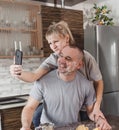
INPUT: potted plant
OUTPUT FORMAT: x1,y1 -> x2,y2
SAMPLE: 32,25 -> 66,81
91,3 -> 114,26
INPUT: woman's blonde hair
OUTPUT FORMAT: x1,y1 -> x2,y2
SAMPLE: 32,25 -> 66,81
45,21 -> 75,45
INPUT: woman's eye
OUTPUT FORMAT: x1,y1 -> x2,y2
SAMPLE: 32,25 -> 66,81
59,54 -> 63,57
48,42 -> 52,45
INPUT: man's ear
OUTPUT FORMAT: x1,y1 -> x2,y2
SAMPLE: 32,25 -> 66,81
77,60 -> 84,69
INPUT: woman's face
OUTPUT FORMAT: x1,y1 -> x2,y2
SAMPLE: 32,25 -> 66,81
47,34 -> 69,54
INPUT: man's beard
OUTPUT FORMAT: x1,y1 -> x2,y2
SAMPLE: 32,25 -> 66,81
58,64 -> 75,76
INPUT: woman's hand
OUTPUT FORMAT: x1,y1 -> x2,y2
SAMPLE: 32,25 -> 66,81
96,116 -> 112,130
91,102 -> 105,122
10,64 -> 23,77
88,104 -> 111,130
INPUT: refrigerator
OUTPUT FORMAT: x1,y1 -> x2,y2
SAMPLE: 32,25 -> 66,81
96,25 -> 119,116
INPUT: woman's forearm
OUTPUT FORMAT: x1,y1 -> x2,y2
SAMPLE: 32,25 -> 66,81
18,68 -> 49,82
94,80 -> 104,108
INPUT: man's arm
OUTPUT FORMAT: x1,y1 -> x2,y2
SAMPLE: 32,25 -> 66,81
20,96 -> 40,130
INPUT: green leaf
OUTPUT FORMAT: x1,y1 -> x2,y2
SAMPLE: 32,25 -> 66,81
91,3 -> 114,26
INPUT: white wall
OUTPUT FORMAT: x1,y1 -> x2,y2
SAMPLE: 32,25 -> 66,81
0,58 -> 45,98
0,0 -> 70,98
0,0 -> 46,98
72,0 -> 119,27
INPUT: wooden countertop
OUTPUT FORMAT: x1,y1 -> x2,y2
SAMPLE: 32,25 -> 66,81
55,115 -> 119,130
106,115 -> 119,130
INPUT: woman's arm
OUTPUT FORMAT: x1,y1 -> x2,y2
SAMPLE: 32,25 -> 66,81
86,105 -> 111,130
18,67 -> 49,82
83,51 -> 104,116
10,64 -> 49,82
93,80 -> 103,111
89,80 -> 105,122
10,53 -> 58,82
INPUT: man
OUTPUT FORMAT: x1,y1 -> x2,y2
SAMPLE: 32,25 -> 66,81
20,45 -> 111,130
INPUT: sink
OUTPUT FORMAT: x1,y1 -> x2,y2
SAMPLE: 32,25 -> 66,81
0,97 -> 27,105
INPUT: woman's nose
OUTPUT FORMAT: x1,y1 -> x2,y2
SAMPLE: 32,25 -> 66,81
51,43 -> 57,48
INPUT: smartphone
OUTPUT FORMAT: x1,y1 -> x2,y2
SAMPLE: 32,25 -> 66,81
14,41 -> 23,75
14,41 -> 23,65
15,49 -> 23,65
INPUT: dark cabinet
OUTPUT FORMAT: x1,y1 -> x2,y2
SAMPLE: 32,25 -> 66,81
40,5 -> 84,57
0,106 -> 23,130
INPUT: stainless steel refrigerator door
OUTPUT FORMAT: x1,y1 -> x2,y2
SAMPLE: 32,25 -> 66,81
102,92 -> 119,116
96,25 -> 119,93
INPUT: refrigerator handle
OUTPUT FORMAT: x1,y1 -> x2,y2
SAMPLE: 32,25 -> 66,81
95,25 -> 99,65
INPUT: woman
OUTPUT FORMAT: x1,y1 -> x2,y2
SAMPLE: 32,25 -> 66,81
10,21 -> 103,127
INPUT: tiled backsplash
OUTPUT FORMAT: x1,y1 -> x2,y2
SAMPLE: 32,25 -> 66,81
0,57 -> 45,98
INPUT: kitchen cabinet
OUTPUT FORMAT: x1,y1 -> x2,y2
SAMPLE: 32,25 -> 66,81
0,0 -> 43,58
0,106 -> 23,130
40,6 -> 84,57
0,95 -> 34,130
0,0 -> 84,58
0,106 -> 34,130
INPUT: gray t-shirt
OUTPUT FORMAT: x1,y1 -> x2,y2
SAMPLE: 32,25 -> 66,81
30,70 -> 96,126
40,50 -> 102,82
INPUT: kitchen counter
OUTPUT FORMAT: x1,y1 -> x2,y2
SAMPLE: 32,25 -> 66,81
0,95 -> 29,130
55,115 -> 119,130
0,95 -> 28,110
106,115 -> 119,130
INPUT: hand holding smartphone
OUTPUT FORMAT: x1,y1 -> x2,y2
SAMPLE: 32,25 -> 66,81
14,41 -> 23,75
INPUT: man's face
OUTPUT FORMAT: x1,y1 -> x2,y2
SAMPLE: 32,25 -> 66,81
58,46 -> 82,75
